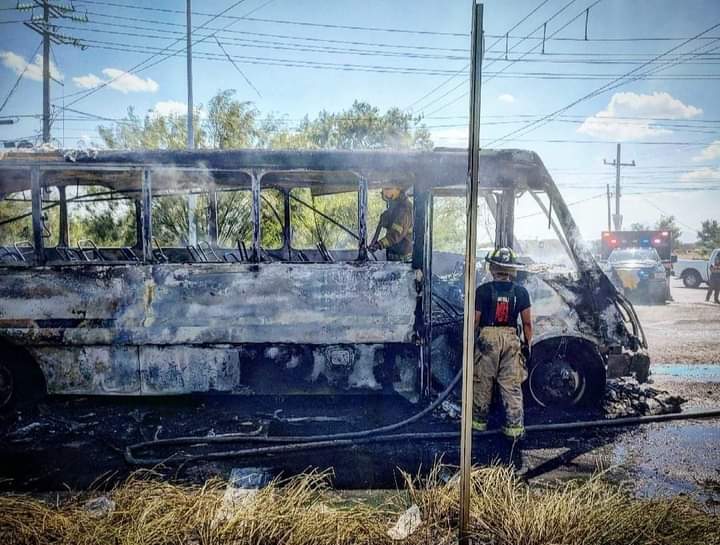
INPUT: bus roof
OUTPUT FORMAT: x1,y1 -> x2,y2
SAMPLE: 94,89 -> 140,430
0,147 -> 555,194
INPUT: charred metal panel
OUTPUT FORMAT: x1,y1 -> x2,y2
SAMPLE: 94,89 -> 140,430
0,262 -> 415,346
139,346 -> 240,394
28,345 -> 140,394
0,262 -> 416,394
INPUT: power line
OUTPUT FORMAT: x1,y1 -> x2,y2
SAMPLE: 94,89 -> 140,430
0,40 -> 42,113
485,23 -> 720,147
60,0 -> 261,106
73,0 -> 468,36
422,0 -> 605,116
405,0 -> 553,111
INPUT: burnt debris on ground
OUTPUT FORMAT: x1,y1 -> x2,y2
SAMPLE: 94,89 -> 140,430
603,377 -> 687,418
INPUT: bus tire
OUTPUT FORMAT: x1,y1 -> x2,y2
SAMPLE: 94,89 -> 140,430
527,337 -> 605,409
0,345 -> 46,411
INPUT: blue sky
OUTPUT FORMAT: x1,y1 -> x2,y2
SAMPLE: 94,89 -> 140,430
1,0 -> 719,241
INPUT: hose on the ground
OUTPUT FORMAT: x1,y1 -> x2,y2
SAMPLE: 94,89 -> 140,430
125,405 -> 720,465
125,367 -> 464,463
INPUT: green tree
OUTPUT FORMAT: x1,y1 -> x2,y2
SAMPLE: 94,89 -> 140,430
206,89 -> 258,149
289,101 -> 432,150
98,107 -> 204,150
630,222 -> 650,231
697,219 -> 720,255
655,215 -> 682,243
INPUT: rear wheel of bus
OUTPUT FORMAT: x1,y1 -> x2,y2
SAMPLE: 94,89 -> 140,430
0,346 -> 45,411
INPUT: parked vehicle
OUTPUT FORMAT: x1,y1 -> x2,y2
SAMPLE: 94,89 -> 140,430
0,148 -> 650,410
674,249 -> 720,288
605,247 -> 669,304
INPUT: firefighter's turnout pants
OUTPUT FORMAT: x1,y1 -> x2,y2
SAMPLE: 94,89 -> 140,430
473,326 -> 527,438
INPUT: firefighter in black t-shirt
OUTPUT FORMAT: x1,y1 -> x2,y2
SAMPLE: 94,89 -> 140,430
473,247 -> 533,439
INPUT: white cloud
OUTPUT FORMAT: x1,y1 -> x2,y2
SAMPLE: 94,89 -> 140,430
72,73 -> 104,89
498,93 -> 515,104
0,51 -> 62,82
577,91 -> 702,141
693,140 -> 720,162
71,67 -> 158,94
151,100 -> 187,118
680,167 -> 720,183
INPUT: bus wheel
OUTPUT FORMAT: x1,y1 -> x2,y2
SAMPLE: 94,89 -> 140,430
0,361 -> 13,409
0,347 -> 46,411
528,338 -> 605,408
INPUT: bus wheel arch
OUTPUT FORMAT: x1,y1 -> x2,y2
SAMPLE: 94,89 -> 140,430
0,340 -> 47,410
527,336 -> 606,408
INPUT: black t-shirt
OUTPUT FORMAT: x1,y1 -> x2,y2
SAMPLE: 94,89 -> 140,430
475,281 -> 531,327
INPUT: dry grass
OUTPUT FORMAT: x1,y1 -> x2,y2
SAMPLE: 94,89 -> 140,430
1,466 -> 718,545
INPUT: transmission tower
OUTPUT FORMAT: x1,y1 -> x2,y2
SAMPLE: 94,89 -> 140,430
16,1 -> 88,144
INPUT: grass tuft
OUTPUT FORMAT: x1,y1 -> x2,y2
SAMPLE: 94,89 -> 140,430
1,465 -> 718,545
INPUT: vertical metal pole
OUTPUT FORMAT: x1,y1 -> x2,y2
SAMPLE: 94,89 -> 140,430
186,0 -> 194,150
187,193 -> 197,246
42,0 -> 50,144
30,168 -> 45,264
208,189 -> 219,246
614,143 -> 621,231
141,169 -> 153,262
283,190 -> 292,260
358,176 -> 368,260
251,171 -> 261,262
459,3 -> 483,544
58,185 -> 68,247
606,184 -> 612,232
422,191 -> 434,399
614,143 -> 621,229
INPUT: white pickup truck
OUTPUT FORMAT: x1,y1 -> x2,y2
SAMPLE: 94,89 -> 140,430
674,248 -> 720,288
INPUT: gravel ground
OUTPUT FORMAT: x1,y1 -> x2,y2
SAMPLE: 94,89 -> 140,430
635,278 -> 720,365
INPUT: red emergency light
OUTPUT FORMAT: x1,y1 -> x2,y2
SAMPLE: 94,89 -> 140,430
610,239 -> 618,245
661,231 -> 669,237
653,238 -> 662,244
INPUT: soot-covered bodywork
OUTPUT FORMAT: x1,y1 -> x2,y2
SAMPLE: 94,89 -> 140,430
0,148 -> 649,407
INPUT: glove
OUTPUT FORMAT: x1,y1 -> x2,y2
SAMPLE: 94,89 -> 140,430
521,343 -> 531,362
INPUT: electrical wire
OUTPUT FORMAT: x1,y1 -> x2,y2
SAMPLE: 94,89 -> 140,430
486,25 -> 720,146
60,0 -> 261,106
0,41 -> 42,114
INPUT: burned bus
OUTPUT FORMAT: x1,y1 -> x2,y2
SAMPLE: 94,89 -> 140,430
0,148 -> 649,410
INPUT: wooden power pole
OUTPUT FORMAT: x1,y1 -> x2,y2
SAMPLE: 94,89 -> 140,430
17,0 -> 87,144
603,143 -> 635,231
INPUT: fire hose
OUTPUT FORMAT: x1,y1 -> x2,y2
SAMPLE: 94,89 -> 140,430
124,367 -> 720,465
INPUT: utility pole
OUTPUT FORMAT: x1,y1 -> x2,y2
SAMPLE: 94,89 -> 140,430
17,1 -> 88,144
459,3 -> 483,544
42,0 -> 49,143
606,184 -> 612,232
186,0 -> 194,150
603,143 -> 635,231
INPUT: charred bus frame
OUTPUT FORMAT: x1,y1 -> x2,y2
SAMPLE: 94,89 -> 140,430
0,149 -> 649,408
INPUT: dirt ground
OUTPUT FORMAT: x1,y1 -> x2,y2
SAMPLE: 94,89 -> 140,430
0,277 -> 719,502
636,278 -> 720,365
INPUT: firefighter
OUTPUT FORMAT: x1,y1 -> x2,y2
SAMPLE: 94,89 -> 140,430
367,184 -> 413,262
472,247 -> 533,440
